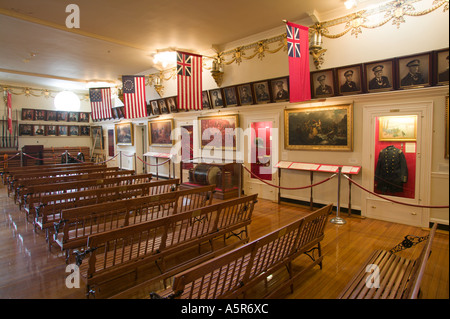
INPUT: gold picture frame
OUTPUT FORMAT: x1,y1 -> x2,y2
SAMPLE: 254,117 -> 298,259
284,104 -> 353,151
148,119 -> 174,147
115,122 -> 134,146
378,115 -> 417,142
445,95 -> 449,159
198,114 -> 239,150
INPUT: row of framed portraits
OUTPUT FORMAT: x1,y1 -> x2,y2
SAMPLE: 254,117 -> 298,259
21,109 -> 90,122
19,124 -> 91,137
311,48 -> 449,99
115,95 -> 448,156
145,76 -> 289,116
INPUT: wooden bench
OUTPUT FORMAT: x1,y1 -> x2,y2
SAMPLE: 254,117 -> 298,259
2,162 -> 95,184
34,178 -> 180,237
22,173 -> 153,218
49,184 -> 215,258
9,164 -> 109,197
14,168 -> 133,204
144,203 -> 332,299
337,223 -> 437,299
11,165 -> 118,199
76,194 -> 258,298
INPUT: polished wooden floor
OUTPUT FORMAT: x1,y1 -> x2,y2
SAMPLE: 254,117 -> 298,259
0,185 -> 448,299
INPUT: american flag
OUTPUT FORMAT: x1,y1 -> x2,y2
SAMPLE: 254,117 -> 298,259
177,52 -> 202,110
89,87 -> 112,120
122,75 -> 147,119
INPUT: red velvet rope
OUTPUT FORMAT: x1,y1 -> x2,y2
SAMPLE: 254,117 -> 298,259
242,164 -> 336,190
137,156 -> 172,167
344,174 -> 449,209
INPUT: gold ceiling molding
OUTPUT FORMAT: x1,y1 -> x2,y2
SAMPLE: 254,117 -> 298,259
1,84 -> 90,101
317,0 -> 449,39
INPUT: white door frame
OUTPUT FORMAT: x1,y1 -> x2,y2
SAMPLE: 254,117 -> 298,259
362,101 -> 433,227
243,111 -> 280,201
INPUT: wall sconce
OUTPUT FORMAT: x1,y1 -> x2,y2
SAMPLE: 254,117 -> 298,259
309,24 -> 327,70
151,72 -> 164,97
210,57 -> 224,87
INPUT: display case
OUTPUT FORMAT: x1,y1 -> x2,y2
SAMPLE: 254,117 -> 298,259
180,160 -> 241,200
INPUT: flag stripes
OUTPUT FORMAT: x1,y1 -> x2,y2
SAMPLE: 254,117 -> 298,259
89,87 -> 112,121
122,75 -> 147,119
177,52 -> 202,110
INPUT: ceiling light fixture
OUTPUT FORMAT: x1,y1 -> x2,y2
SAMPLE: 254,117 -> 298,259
54,90 -> 80,111
345,0 -> 358,9
153,50 -> 177,68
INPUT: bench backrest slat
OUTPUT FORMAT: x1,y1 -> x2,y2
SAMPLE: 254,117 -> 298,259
170,203 -> 332,299
85,194 -> 258,278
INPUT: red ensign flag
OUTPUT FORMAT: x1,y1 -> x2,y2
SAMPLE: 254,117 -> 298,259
286,21 -> 311,102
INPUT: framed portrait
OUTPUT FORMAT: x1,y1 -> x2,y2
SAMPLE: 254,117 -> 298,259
21,109 -> 34,121
79,112 -> 90,122
115,122 -> 134,146
253,81 -> 271,104
150,100 -> 160,115
46,110 -> 57,121
435,49 -> 449,85
158,99 -> 170,114
237,83 -> 254,105
201,91 -> 212,109
209,89 -> 224,108
57,111 -> 68,122
284,104 -> 353,151
336,64 -> 363,95
223,86 -> 239,107
166,96 -> 178,113
148,119 -> 174,146
198,114 -> 239,150
378,115 -> 417,142
91,126 -> 104,149
45,125 -> 57,136
398,53 -> 431,89
364,59 -> 395,93
69,125 -> 79,136
112,107 -> 125,119
68,112 -> 79,122
19,124 -> 33,136
311,69 -> 335,99
446,96 -> 449,159
57,125 -> 68,136
80,126 -> 90,136
35,109 -> 46,121
270,77 -> 289,102
33,125 -> 45,136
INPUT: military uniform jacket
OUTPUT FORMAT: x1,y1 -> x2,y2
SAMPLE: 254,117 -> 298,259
375,145 -> 408,193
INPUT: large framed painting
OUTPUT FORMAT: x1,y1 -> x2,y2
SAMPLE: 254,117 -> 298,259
91,126 -> 103,149
115,122 -> 134,146
198,114 -> 239,150
378,115 -> 417,142
148,119 -> 174,146
445,95 -> 449,159
284,104 -> 353,151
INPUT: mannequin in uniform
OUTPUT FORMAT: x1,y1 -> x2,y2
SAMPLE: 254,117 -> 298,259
375,145 -> 408,193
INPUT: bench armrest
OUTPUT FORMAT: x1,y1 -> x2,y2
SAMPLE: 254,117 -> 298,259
73,247 -> 98,266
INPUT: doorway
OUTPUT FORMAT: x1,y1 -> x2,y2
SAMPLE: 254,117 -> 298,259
362,102 -> 433,227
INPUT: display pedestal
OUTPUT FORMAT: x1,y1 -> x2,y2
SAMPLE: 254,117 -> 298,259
276,161 -> 361,215
180,160 -> 241,200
